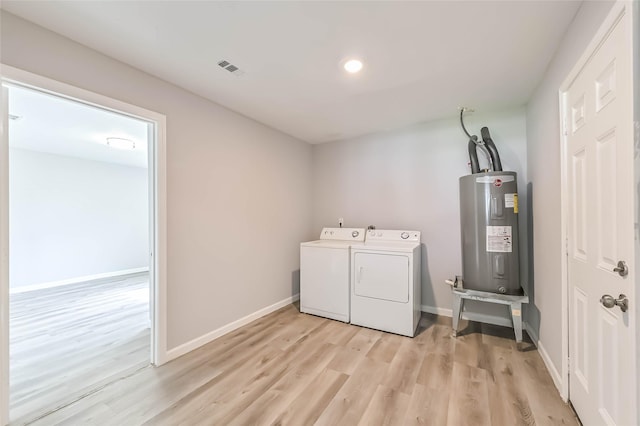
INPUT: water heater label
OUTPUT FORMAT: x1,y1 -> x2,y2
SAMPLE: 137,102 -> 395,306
505,193 -> 515,208
505,193 -> 519,213
486,226 -> 512,253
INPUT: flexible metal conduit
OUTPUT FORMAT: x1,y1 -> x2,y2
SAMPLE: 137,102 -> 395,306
480,127 -> 503,172
467,135 -> 480,174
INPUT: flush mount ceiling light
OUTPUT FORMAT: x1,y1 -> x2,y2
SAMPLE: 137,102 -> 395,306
106,137 -> 136,150
343,59 -> 364,74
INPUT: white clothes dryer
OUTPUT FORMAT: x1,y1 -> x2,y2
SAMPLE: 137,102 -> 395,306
350,229 -> 421,337
300,227 -> 365,322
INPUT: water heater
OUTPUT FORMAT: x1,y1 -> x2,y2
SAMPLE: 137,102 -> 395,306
458,117 -> 522,295
459,171 -> 521,294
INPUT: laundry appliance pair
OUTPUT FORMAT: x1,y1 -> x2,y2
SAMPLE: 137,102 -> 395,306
300,227 -> 421,337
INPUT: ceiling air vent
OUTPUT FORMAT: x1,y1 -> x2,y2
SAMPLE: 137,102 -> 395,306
217,59 -> 245,77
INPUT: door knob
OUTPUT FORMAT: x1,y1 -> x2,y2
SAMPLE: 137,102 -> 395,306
613,260 -> 628,277
600,294 -> 629,313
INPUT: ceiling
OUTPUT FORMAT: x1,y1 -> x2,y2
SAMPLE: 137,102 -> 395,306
8,85 -> 149,168
2,1 -> 582,144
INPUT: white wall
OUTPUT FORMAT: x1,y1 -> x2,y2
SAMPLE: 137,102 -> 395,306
312,108 -> 528,321
526,1 -> 614,371
0,11 -> 313,349
9,148 -> 148,288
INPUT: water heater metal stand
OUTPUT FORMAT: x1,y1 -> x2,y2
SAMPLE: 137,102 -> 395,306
451,286 -> 529,348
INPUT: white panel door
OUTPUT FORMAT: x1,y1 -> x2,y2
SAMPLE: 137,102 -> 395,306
565,7 -> 636,426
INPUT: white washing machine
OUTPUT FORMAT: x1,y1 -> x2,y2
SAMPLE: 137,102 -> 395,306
300,227 -> 365,322
350,229 -> 421,337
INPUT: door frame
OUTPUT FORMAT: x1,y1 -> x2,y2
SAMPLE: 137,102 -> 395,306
558,0 -> 638,410
0,64 -> 168,425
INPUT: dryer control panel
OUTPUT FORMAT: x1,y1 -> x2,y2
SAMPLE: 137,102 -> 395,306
366,229 -> 421,242
319,227 -> 366,241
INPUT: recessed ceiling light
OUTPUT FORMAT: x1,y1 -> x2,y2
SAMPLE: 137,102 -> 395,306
344,59 -> 363,74
106,137 -> 136,150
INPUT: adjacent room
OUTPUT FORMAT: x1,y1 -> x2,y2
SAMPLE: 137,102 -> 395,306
0,1 -> 638,426
7,86 -> 152,423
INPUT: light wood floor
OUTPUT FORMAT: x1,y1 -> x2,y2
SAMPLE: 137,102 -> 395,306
10,273 -> 150,425
25,303 -> 579,426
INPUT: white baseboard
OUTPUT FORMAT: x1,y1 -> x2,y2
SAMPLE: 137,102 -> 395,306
524,323 -> 566,399
9,267 -> 149,294
421,304 -> 513,328
527,328 -> 565,401
166,294 -> 300,362
421,305 -> 451,317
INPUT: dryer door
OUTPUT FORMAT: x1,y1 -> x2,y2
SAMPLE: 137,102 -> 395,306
353,252 -> 409,303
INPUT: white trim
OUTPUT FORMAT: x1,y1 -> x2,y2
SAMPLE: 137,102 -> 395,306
421,304 -> 514,328
0,64 -> 168,422
421,304 -> 451,317
0,65 -> 165,124
9,267 -> 149,294
149,109 -> 168,367
522,321 -> 566,396
166,295 -> 300,362
558,1 -> 632,405
558,85 -> 571,403
536,337 -> 566,401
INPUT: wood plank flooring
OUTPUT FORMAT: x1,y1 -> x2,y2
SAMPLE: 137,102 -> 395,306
10,273 -> 150,425
24,304 -> 579,426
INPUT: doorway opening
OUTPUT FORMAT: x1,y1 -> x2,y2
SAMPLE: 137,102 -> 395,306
0,69 -> 167,425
